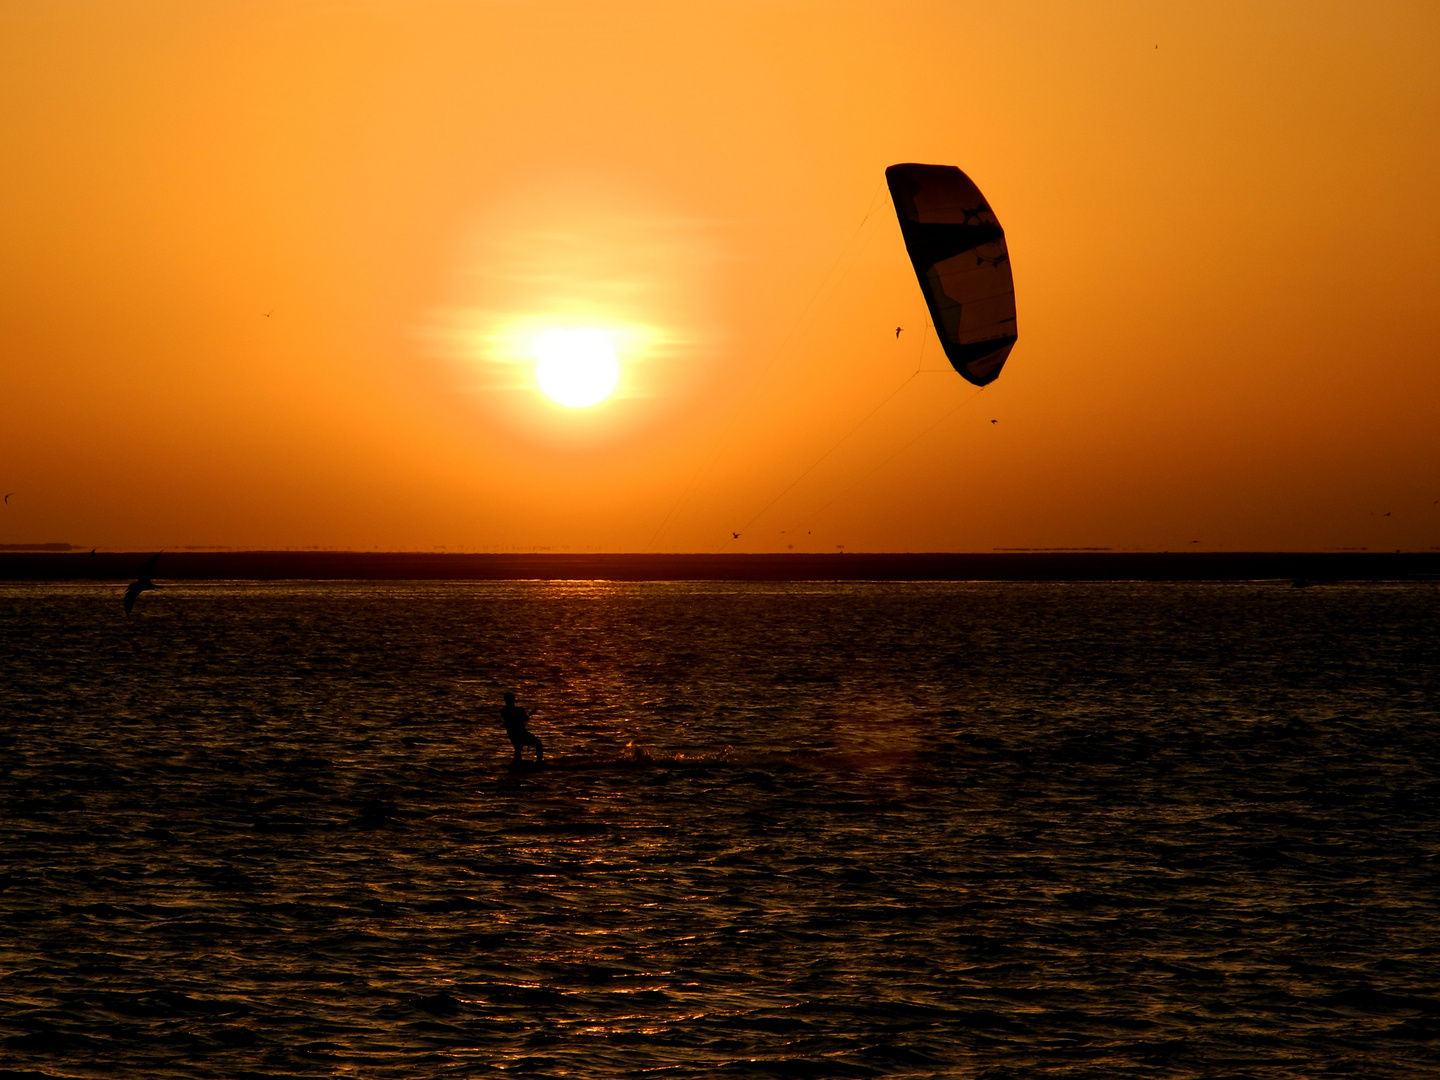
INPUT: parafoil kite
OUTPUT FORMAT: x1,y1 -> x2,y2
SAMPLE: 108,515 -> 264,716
886,163 -> 1017,386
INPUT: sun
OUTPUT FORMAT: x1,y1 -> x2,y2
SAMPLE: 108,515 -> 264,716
530,328 -> 620,407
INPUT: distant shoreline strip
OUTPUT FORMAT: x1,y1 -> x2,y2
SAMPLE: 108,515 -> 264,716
1,551 -> 1437,582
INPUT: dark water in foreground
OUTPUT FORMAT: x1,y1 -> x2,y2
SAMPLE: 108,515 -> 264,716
2,580 -> 1439,1079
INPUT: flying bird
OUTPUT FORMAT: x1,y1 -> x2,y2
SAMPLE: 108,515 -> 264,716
124,552 -> 163,615
262,310 -> 273,317
990,419 -> 998,424
731,532 -> 740,539
895,327 -> 903,338
3,493 -> 10,504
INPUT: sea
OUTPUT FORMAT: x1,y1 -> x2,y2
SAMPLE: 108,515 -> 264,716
2,579 -> 1439,1079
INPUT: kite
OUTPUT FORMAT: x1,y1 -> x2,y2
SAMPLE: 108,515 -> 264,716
886,163 -> 1017,386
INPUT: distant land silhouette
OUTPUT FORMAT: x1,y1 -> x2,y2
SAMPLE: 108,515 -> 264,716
1,551 -> 1437,581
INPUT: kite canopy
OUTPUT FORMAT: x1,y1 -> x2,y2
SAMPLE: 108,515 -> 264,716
886,163 -> 1017,386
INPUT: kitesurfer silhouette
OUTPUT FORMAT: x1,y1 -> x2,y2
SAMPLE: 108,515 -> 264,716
124,552 -> 163,615
500,692 -> 543,765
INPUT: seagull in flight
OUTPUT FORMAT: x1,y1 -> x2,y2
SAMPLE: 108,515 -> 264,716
895,327 -> 903,338
124,552 -> 163,615
3,493 -> 11,504
262,310 -> 273,317
731,532 -> 740,539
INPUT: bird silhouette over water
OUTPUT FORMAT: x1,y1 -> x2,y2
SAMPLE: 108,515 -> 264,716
124,552 -> 163,615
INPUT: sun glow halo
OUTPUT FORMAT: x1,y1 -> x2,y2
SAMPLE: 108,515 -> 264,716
531,328 -> 620,408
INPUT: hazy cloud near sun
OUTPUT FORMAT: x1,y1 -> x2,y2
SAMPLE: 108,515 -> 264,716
423,177 -> 730,442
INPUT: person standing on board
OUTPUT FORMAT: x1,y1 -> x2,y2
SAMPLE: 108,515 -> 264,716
500,692 -> 544,765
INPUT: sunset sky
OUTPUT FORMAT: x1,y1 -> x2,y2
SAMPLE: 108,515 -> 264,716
2,0 -> 1437,553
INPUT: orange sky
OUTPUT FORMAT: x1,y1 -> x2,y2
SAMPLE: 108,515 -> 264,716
2,0 -> 1437,553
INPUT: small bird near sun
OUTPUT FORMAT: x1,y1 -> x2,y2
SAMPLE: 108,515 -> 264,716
530,328 -> 620,408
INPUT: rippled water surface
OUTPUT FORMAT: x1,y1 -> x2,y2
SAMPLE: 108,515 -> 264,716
3,580 -> 1440,1078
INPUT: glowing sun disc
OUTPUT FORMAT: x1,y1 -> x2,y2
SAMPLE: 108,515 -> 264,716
532,328 -> 619,407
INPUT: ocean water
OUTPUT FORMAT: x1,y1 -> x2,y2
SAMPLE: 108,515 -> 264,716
2,579 -> 1439,1079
